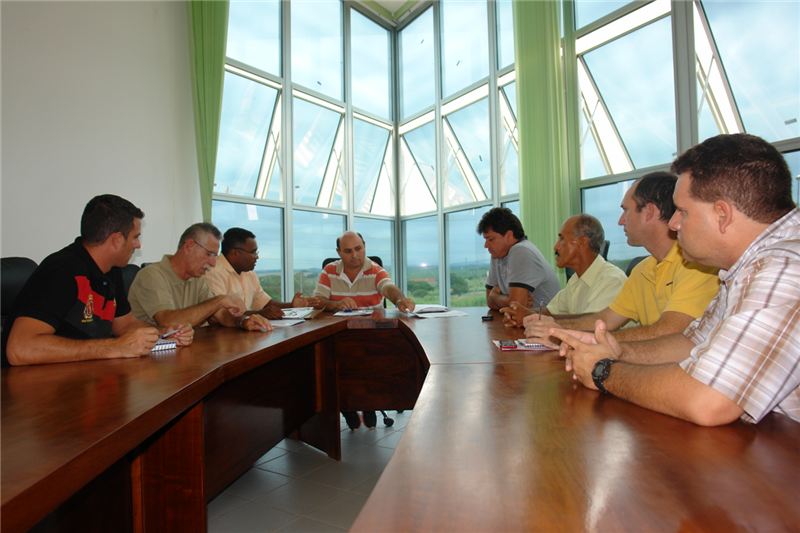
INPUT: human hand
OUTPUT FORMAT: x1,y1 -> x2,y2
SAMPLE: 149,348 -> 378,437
500,301 -> 532,327
522,315 -> 560,348
241,313 -> 273,332
549,320 -> 621,389
164,323 -> 194,347
260,306 -> 285,319
116,327 -> 159,357
337,298 -> 358,310
396,297 -> 415,313
222,296 -> 246,317
525,292 -> 535,307
291,292 -> 319,308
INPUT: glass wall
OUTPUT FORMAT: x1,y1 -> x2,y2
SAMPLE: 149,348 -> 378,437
446,206 -> 490,307
403,216 -> 440,305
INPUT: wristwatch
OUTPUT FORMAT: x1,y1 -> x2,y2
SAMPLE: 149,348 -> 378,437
592,358 -> 618,395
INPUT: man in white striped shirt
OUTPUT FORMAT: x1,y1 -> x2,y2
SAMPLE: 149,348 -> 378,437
552,134 -> 800,426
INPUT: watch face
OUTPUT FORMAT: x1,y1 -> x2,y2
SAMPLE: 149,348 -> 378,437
592,363 -> 605,378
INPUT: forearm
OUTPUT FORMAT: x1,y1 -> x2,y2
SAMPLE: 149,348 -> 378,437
486,289 -> 510,310
604,363 -> 743,426
153,296 -> 226,327
554,312 -> 602,331
213,307 -> 243,328
611,311 -> 695,343
618,333 -> 695,365
316,296 -> 340,311
383,285 -> 405,306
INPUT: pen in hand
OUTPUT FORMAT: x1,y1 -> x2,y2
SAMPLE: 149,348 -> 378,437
161,328 -> 182,339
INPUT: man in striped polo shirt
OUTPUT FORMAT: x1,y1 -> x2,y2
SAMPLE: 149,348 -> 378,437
314,231 -> 415,313
314,231 -> 415,431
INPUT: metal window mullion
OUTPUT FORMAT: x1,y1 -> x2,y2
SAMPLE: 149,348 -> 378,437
344,3 -> 355,231
433,1 -> 448,306
487,0 -> 502,206
282,0 -> 294,302
672,0 -> 698,156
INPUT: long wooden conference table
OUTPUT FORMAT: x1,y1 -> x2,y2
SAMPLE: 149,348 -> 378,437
2,308 -> 798,532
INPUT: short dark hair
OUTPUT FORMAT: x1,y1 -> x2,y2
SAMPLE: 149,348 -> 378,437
336,232 -> 365,250
671,133 -> 794,224
178,222 -> 222,251
221,227 -> 256,255
632,171 -> 678,222
81,194 -> 144,245
477,207 -> 525,240
571,214 -> 605,254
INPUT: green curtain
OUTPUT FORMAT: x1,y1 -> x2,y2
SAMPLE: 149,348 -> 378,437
512,0 -> 572,279
186,0 -> 229,222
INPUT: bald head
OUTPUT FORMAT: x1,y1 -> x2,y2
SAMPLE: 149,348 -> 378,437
336,231 -> 367,273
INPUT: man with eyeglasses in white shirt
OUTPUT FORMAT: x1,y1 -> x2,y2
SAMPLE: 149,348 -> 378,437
128,222 -> 272,332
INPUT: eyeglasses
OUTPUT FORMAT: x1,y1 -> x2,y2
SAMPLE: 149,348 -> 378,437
234,247 -> 259,257
195,241 -> 218,259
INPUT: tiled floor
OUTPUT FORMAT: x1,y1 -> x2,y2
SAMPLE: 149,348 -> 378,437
207,411 -> 410,533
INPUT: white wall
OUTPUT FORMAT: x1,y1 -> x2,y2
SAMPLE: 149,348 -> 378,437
1,1 -> 202,264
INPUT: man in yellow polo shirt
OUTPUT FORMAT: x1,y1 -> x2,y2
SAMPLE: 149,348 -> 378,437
524,172 -> 720,348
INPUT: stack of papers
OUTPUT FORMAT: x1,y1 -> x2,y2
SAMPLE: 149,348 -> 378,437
334,309 -> 374,317
410,305 -> 469,318
269,319 -> 304,328
281,307 -> 315,319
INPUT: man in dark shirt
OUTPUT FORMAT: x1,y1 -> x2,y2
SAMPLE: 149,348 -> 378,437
2,195 -> 193,366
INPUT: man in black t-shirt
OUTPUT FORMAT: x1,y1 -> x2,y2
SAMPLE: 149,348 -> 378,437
2,195 -> 194,366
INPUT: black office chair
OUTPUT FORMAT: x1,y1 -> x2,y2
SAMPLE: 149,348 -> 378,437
321,255 -> 395,428
1,257 -> 39,331
566,239 -> 610,280
626,255 -> 649,276
121,263 -> 140,294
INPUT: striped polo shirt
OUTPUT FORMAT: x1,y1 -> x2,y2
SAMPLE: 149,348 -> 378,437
314,257 -> 392,309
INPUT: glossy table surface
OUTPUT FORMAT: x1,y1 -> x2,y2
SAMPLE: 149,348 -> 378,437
353,308 -> 800,532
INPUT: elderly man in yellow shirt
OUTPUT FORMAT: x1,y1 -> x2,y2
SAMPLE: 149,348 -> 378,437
205,227 -> 318,319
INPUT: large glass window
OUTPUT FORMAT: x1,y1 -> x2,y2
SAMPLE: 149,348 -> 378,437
399,115 -> 437,215
227,0 -> 280,76
442,89 -> 491,207
399,7 -> 435,120
581,180 -> 637,270
293,210 -> 346,296
496,0 -> 515,70
350,9 -> 391,120
440,0 -> 489,98
498,78 -> 519,196
215,71 -> 281,198
291,1 -> 342,100
574,0 -> 629,30
447,206 -> 490,307
293,94 -> 346,209
580,15 -> 676,177
353,116 -> 395,216
212,200 -> 284,301
404,216 -> 440,305
698,1 -> 799,143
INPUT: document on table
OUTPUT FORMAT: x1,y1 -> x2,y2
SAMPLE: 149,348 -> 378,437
334,309 -> 374,317
492,339 -> 551,351
281,307 -> 315,319
411,305 -> 469,318
269,319 -> 305,328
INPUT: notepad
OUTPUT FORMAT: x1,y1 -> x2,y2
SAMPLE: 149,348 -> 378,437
492,339 -> 551,351
152,339 -> 177,352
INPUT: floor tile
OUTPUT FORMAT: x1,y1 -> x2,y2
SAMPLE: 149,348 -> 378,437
275,517 -> 347,533
254,446 -> 290,465
260,448 -> 335,478
306,492 -> 369,530
255,478 -> 346,516
301,457 -> 385,491
223,468 -> 294,500
208,492 -> 249,520
208,501 -> 297,533
350,472 -> 382,496
276,438 -> 311,452
373,430 -> 404,450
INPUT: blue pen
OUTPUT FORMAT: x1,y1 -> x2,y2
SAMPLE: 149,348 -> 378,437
161,328 -> 182,339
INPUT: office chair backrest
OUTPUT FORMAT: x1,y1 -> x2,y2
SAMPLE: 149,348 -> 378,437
121,263 -> 140,294
1,257 -> 39,330
626,255 -> 649,276
321,256 -> 383,268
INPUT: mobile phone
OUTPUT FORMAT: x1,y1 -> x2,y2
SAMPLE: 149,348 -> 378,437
498,340 -> 516,347
482,315 -> 494,321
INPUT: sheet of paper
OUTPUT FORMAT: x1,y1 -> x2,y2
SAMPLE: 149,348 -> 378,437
269,319 -> 305,328
334,309 -> 374,317
281,307 -> 314,319
411,309 -> 469,318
